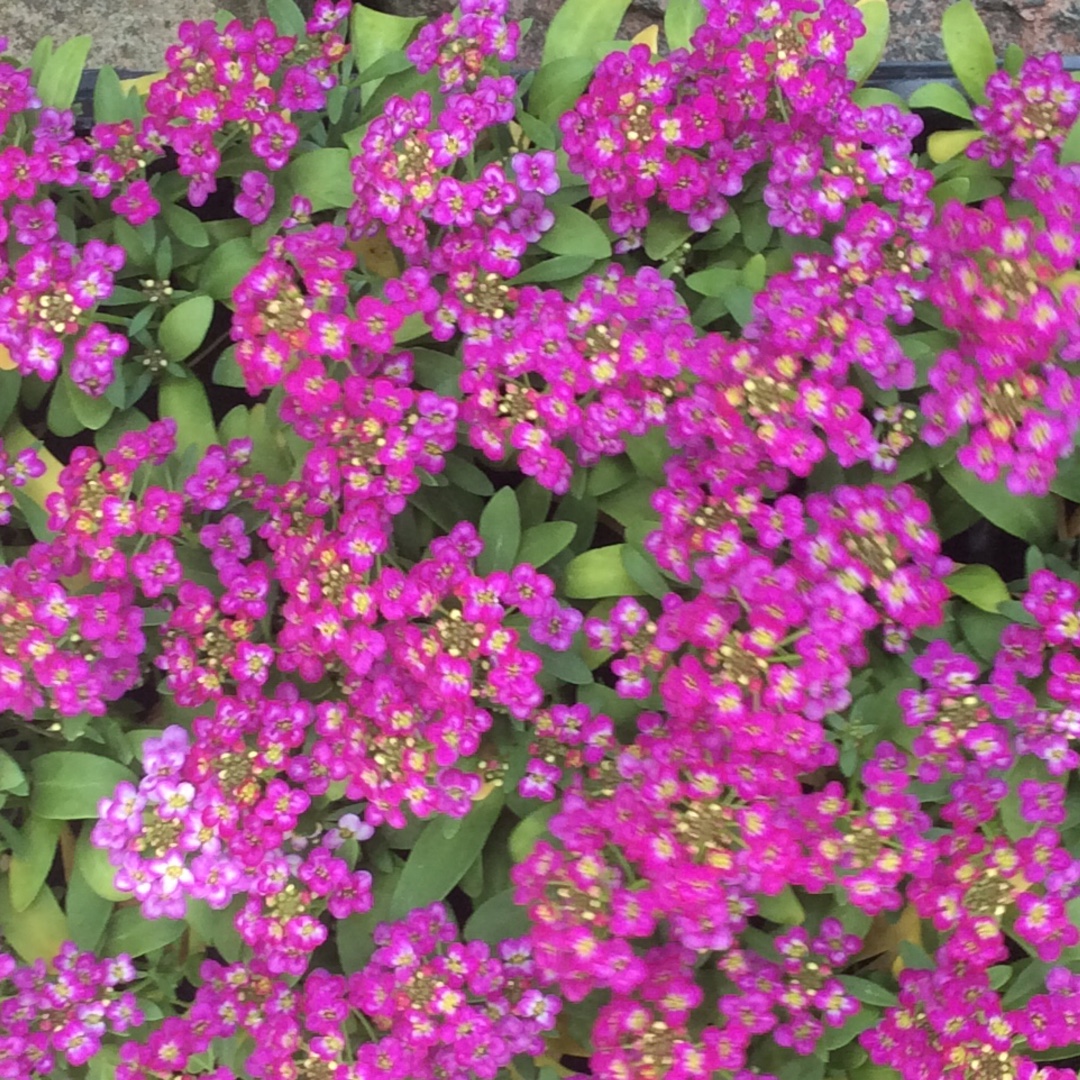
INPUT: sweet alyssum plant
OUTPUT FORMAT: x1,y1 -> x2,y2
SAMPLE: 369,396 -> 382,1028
1,0 -> 1080,1076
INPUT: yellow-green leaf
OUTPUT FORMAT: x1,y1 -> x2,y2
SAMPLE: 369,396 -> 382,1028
846,0 -> 890,86
946,564 -> 1011,613
942,0 -> 997,104
927,128 -> 982,163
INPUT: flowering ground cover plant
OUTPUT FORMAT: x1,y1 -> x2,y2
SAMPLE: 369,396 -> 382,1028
1,0 -> 1080,1076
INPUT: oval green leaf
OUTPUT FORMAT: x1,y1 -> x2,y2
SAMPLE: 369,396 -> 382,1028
30,752 -> 137,820
159,294 -> 214,363
942,0 -> 997,104
946,563 -> 1011,613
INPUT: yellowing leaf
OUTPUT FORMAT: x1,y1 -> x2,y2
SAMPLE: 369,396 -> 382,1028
117,71 -> 166,95
1,420 -> 64,512
0,344 -> 15,371
927,128 -> 981,163
349,228 -> 400,279
631,24 -> 660,53
857,903 -> 923,976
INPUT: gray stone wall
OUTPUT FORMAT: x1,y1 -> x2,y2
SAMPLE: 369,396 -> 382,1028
2,0 -> 1078,79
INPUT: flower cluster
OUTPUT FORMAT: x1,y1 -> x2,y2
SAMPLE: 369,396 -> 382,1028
921,191 -> 1080,494
0,944 -> 141,1077
109,904 -> 559,1080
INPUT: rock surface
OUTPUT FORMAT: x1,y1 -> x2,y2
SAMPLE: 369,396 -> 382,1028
2,0 -> 1078,83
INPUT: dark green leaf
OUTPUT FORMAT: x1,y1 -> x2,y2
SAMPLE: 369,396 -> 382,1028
162,203 -> 210,248
528,56 -> 597,124
267,0 -> 307,35
755,885 -> 805,925
478,487 -> 522,575
159,295 -> 214,363
464,889 -> 531,944
389,792 -> 505,919
539,206 -> 611,259
940,461 -> 1057,546
837,975 -> 900,1007
199,237 -> 260,301
66,861 -> 113,952
517,521 -> 577,568
513,253 -> 595,284
103,906 -> 185,957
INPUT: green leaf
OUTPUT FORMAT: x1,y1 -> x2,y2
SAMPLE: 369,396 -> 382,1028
338,866 -> 402,972
946,564 -> 1011,613
74,830 -> 127,902
742,252 -> 768,292
464,889 -> 531,944
819,1007 -> 881,1051
212,346 -> 247,389
755,885 -> 805,925
199,237 -> 260,301
564,544 -> 646,599
930,175 -> 971,208
909,82 -> 974,119
103,906 -> 185,957
478,487 -> 522,575
352,4 -> 424,104
389,792 -> 506,919
739,202 -> 774,254
36,35 -> 93,109
528,56 -> 597,124
159,295 -> 214,363
267,0 -> 307,35
543,0 -> 632,65
846,0 -> 890,85
0,749 -> 27,795
158,374 -> 217,461
93,65 -> 143,124
837,975 -> 900,1007
513,254 -> 596,284
664,0 -> 706,50
942,0 -> 997,104
66,376 -> 115,432
287,149 -> 354,211
65,868 -> 112,954
0,874 -> 68,963
66,861 -> 113,952
644,210 -> 693,261
9,816 -> 61,912
1062,116 -> 1080,166
441,455 -> 496,497
30,753 -> 136,820
46,373 -> 84,438
621,546 -> 669,600
162,203 -> 210,248
1003,42 -> 1025,75
685,265 -> 741,297
538,206 -> 612,259
940,461 -> 1058,547
517,521 -> 577,568
509,802 -> 559,862
624,426 -> 672,482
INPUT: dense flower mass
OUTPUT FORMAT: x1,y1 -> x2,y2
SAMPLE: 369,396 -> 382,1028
2,0 -> 1080,1078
